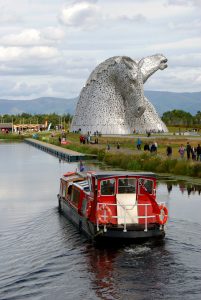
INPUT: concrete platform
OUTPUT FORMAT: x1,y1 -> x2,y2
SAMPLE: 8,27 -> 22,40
25,138 -> 97,162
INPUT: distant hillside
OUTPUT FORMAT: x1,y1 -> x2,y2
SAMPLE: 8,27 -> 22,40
145,91 -> 201,115
0,97 -> 77,115
0,91 -> 200,115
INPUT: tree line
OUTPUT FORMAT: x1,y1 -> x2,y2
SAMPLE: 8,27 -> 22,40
0,113 -> 73,129
162,110 -> 201,127
1,110 -> 201,129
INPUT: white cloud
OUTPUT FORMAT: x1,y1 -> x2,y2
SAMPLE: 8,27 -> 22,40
113,14 -> 146,23
145,66 -> 201,92
168,18 -> 201,32
148,38 -> 201,51
1,28 -> 65,46
28,47 -> 60,59
0,5 -> 23,24
0,46 -> 59,62
170,53 -> 201,68
41,27 -> 65,40
59,1 -> 102,28
1,29 -> 43,46
166,0 -> 201,6
0,0 -> 201,100
58,1 -> 147,30
0,76 -> 81,100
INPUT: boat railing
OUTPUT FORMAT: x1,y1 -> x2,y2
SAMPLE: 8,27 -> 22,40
96,202 -> 165,233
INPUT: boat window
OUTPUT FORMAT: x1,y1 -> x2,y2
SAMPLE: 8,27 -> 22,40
67,185 -> 72,195
139,178 -> 153,194
101,179 -> 115,195
118,178 -> 136,194
71,187 -> 80,207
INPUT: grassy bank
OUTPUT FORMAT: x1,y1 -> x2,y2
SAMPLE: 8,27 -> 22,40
2,132 -> 201,178
0,133 -> 25,141
103,152 -> 201,178
42,133 -> 201,178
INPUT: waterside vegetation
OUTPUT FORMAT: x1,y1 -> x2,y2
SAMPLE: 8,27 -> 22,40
1,110 -> 201,178
42,132 -> 201,179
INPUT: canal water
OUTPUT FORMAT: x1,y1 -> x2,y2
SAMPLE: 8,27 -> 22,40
0,143 -> 201,300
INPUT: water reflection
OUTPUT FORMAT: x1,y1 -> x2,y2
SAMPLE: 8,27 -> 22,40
86,245 -> 119,300
83,240 -> 183,300
158,180 -> 201,196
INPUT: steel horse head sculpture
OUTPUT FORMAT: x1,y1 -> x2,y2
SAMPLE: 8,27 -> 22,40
71,54 -> 168,134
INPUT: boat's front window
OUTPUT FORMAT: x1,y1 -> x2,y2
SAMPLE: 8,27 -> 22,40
118,178 -> 136,194
139,178 -> 154,194
100,179 -> 115,195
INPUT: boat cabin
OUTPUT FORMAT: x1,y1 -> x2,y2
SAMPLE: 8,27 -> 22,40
59,171 -> 163,231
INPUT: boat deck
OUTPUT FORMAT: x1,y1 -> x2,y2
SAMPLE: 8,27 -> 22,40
25,138 -> 97,162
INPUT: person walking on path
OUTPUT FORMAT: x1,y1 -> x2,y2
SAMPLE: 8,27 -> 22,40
191,146 -> 196,160
136,138 -> 142,150
144,142 -> 149,151
154,141 -> 158,153
197,144 -> 201,161
166,145 -> 172,157
150,142 -> 157,153
186,142 -> 191,160
107,143 -> 110,151
178,144 -> 185,159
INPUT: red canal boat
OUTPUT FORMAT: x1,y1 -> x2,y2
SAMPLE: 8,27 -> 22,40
57,171 -> 168,242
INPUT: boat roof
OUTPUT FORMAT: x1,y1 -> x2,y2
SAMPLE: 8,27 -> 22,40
87,171 -> 156,179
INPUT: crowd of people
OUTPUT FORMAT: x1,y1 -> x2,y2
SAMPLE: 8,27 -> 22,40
78,133 -> 201,162
143,140 -> 201,161
135,138 -> 201,161
79,134 -> 99,144
136,138 -> 158,153
178,143 -> 201,161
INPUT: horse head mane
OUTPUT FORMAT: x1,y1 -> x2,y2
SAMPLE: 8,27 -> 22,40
85,56 -> 137,86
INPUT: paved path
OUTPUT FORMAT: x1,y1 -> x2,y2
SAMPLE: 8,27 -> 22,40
25,138 -> 97,162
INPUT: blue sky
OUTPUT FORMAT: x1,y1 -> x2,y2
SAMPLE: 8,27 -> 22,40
0,0 -> 200,99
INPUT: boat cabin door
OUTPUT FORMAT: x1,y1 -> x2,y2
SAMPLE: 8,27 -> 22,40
116,177 -> 138,224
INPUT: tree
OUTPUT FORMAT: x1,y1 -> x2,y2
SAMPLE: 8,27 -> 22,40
162,110 -> 193,126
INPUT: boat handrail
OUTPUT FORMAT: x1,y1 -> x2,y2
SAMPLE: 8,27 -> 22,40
96,201 -> 166,233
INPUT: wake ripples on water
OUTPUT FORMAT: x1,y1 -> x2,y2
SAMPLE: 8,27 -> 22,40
1,212 -> 201,300
0,209 -> 95,300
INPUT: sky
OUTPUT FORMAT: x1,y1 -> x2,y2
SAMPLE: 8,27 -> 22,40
0,0 -> 201,100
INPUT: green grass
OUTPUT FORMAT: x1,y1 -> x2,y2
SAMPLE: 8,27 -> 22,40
3,131 -> 200,178
42,132 -> 201,178
0,133 -> 25,141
